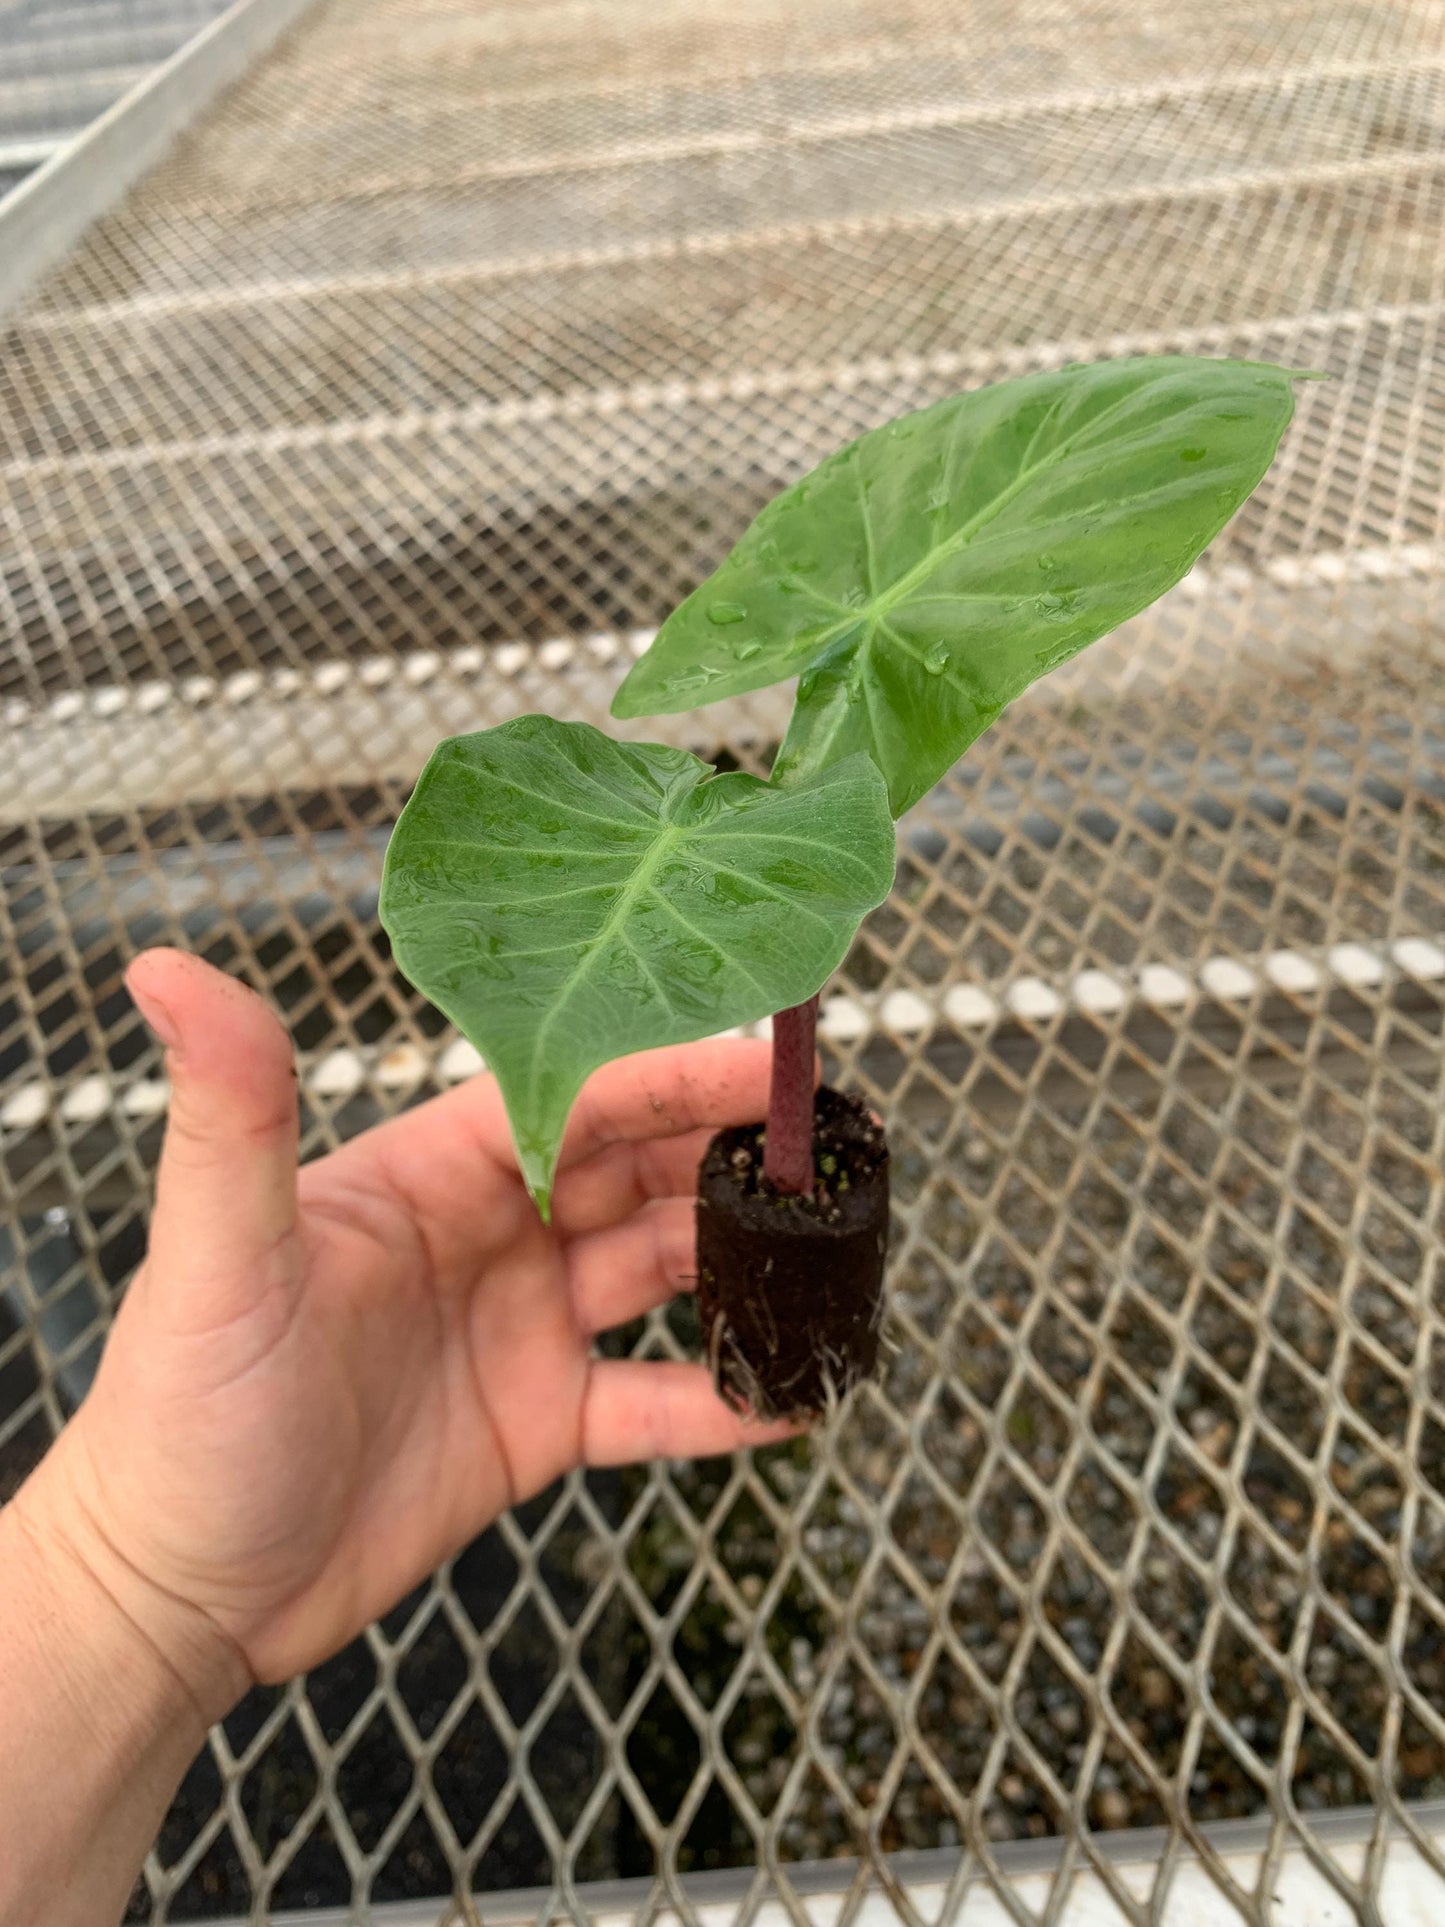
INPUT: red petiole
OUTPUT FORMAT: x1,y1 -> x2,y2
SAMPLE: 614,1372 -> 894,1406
763,994 -> 818,1195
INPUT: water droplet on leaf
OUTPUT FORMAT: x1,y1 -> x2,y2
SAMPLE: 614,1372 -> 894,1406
1180,447 -> 1207,464
1038,551 -> 1057,571
922,644 -> 948,677
735,640 -> 762,660
708,602 -> 746,626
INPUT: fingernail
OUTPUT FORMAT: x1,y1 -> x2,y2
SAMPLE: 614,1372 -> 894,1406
128,976 -> 181,1051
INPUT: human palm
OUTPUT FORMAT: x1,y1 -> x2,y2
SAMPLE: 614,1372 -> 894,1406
40,950 -> 793,1712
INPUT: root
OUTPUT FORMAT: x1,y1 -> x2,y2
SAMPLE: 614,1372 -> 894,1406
716,1322 -> 773,1420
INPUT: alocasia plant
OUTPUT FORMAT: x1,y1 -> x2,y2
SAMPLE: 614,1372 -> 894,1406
381,354 -> 1301,1410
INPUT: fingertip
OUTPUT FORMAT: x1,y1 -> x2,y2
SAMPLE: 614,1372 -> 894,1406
701,1404 -> 817,1465
741,1414 -> 815,1449
124,944 -> 184,990
582,1360 -> 817,1469
125,948 -> 185,1049
129,946 -> 241,999
128,950 -> 293,1086
560,1033 -> 775,1171
126,947 -> 230,1028
639,1033 -> 776,1119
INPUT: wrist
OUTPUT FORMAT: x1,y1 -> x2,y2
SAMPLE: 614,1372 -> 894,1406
0,1442 -> 246,1927
7,1432 -> 249,1735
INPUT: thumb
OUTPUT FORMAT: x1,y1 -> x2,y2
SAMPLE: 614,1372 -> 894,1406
126,949 -> 300,1319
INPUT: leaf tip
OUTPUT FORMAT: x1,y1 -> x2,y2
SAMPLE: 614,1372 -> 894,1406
518,1155 -> 556,1223
514,1139 -> 559,1222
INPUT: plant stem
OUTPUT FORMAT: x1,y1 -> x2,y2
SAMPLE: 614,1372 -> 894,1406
764,995 -> 818,1194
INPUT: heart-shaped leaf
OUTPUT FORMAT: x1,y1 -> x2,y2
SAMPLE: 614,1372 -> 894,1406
379,717 -> 895,1214
612,356 -> 1300,814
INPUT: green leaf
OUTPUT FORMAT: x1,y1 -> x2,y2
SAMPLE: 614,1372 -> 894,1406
612,356 -> 1300,814
379,717 -> 895,1215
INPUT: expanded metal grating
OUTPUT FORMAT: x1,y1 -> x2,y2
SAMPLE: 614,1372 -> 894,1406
4,0 -> 1445,1918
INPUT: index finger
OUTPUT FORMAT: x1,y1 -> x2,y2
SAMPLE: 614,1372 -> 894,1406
556,1034 -> 775,1173
321,1033 -> 777,1248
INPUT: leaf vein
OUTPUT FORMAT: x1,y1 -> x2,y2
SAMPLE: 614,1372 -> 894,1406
482,771 -> 657,836
700,825 -> 885,892
523,822 -> 686,1102
871,376 -> 1162,620
649,891 -> 776,1004
702,860 -> 839,933
855,460 -> 879,599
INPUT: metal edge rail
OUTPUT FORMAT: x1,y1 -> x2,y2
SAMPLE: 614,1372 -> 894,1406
192,1801 -> 1445,1925
0,0 -> 322,323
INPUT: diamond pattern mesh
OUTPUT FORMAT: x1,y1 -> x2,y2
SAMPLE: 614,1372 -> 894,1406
3,0 -> 1445,1918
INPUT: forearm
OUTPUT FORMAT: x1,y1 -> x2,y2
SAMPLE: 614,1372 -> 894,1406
0,1444 -> 241,1927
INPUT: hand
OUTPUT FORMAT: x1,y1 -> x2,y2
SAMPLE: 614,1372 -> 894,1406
17,949 -> 795,1726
